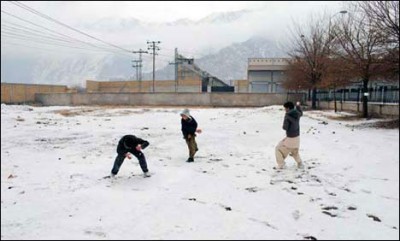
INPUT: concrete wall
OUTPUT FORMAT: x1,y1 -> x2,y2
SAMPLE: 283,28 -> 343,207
86,80 -> 100,92
36,93 -> 304,107
1,83 -> 70,104
86,79 -> 202,93
234,80 -> 249,93
309,100 -> 399,117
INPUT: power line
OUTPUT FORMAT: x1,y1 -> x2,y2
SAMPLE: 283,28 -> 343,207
9,1 -> 131,53
2,3 -> 176,78
1,10 -> 130,56
141,53 -> 172,62
1,32 -> 132,58
1,31 -> 127,54
4,2 -> 202,59
2,21 -> 79,43
1,40 -> 127,56
1,26 -> 81,44
2,5 -> 177,61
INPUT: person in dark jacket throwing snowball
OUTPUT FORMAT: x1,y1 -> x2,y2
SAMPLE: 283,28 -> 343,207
180,108 -> 202,162
275,101 -> 304,169
111,135 -> 151,177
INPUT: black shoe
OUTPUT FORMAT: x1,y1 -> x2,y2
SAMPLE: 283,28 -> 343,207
186,157 -> 194,162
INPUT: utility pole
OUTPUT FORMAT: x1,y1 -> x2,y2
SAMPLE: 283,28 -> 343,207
169,48 -> 182,92
121,60 -> 140,93
132,49 -> 148,92
132,49 -> 148,81
147,40 -> 161,92
132,60 -> 141,80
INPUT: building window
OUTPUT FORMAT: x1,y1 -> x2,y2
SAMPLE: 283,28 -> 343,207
251,82 -> 269,93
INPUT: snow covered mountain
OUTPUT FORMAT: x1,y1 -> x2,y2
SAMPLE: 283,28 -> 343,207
1,7 -> 288,87
83,9 -> 251,29
195,9 -> 251,25
1,36 -> 287,87
144,36 -> 288,84
191,36 -> 288,83
2,2 -> 346,87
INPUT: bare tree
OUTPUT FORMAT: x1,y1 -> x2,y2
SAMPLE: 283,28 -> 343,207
357,1 -> 399,45
282,57 -> 313,92
321,57 -> 355,112
333,3 -> 387,118
285,14 -> 334,109
357,1 -> 399,79
379,46 -> 400,80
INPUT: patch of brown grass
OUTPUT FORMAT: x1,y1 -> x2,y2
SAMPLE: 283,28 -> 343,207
55,109 -> 96,117
369,119 -> 399,129
327,115 -> 363,121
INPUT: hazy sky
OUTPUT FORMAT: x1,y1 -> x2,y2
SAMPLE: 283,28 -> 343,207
1,1 -> 345,51
1,1 -> 345,84
1,1 -> 346,57
1,1 -> 343,24
1,2 -> 347,57
26,1 -> 265,23
1,1 -> 345,69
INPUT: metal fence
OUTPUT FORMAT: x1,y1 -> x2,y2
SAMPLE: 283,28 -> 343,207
211,86 -> 235,92
314,87 -> 399,104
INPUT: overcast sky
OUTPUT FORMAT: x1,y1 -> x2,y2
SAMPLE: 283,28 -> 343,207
1,1 -> 345,52
1,1 -> 344,24
1,1 -> 347,85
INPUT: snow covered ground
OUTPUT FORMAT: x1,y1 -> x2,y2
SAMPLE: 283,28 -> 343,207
1,104 -> 399,240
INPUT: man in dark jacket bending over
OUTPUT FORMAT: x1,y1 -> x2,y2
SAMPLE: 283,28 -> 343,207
111,135 -> 151,177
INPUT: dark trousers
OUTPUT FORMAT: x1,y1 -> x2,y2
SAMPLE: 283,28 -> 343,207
111,152 -> 148,175
185,136 -> 198,158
